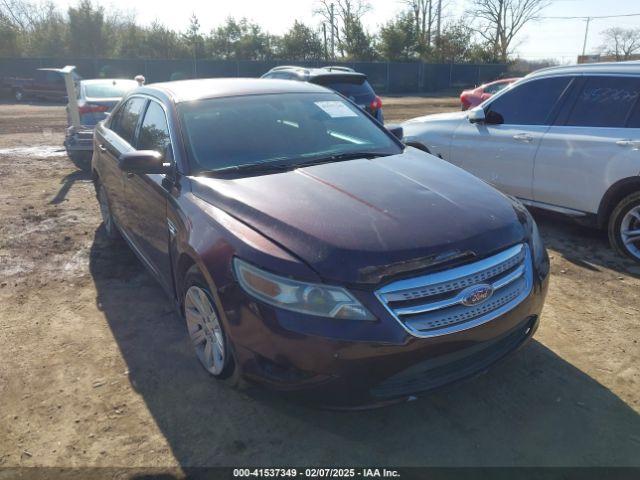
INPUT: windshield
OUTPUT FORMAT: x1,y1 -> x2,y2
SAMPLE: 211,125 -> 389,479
179,92 -> 400,173
83,80 -> 137,99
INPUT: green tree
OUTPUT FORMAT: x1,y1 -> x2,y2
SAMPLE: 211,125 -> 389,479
0,17 -> 21,56
182,13 -> 205,59
342,17 -> 375,60
279,21 -> 324,61
144,21 -> 186,59
208,17 -> 272,60
67,0 -> 106,56
28,3 -> 68,57
377,12 -> 419,61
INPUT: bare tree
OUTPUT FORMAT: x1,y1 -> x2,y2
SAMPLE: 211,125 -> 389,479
0,0 -> 45,30
600,27 -> 640,61
400,0 -> 431,48
315,0 -> 371,57
468,0 -> 551,62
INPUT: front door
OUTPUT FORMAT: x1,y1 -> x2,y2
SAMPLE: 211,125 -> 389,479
124,99 -> 173,291
450,76 -> 573,201
99,96 -> 147,227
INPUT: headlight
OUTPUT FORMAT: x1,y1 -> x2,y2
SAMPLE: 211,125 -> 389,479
505,194 -> 546,262
233,258 -> 375,321
529,215 -> 546,262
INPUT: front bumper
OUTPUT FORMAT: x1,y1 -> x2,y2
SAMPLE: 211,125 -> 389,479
222,255 -> 549,407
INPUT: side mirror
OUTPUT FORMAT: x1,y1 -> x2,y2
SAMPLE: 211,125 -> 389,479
118,151 -> 170,174
467,107 -> 486,124
386,124 -> 404,140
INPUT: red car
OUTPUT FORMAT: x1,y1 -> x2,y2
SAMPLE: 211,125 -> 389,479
460,78 -> 521,110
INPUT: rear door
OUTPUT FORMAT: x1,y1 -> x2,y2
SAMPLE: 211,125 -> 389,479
124,99 -> 173,289
97,96 -> 147,228
533,75 -> 640,213
450,76 -> 572,200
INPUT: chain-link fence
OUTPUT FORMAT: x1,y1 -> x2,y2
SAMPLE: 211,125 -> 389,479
0,57 -> 508,93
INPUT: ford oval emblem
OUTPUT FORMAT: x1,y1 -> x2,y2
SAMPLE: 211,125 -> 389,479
461,284 -> 494,307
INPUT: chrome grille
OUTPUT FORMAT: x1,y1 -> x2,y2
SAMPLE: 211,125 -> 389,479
376,244 -> 532,338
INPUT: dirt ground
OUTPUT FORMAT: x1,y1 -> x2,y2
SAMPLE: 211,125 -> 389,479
0,97 -> 639,471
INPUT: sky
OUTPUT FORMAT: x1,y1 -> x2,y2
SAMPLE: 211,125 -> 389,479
50,0 -> 640,62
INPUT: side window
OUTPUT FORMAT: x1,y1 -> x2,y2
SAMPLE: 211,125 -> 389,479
137,102 -> 171,157
34,71 -> 46,82
565,76 -> 640,128
46,71 -> 64,85
485,77 -> 571,126
267,72 -> 290,79
111,97 -> 146,145
627,99 -> 640,128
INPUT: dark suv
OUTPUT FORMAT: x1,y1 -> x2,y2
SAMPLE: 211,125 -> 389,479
262,66 -> 384,123
93,78 -> 549,407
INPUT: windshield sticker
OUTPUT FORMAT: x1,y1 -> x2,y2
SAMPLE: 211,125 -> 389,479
314,101 -> 358,118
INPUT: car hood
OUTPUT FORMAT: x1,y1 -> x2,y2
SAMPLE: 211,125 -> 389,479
402,110 -> 467,125
191,149 -> 527,285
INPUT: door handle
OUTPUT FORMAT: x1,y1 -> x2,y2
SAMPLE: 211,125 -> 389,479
513,133 -> 533,143
98,144 -> 107,152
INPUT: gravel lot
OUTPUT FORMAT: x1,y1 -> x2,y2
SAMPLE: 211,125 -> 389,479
0,97 -> 639,470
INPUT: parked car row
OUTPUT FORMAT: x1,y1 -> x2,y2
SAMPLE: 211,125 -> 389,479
403,61 -> 640,263
42,60 -> 638,407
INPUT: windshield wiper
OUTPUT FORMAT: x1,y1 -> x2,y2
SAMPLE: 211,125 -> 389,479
202,160 -> 294,175
295,151 -> 393,168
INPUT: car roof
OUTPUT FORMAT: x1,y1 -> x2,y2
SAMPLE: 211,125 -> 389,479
527,61 -> 640,79
81,78 -> 137,85
485,77 -> 521,84
264,65 -> 367,81
36,68 -> 62,72
137,78 -> 331,103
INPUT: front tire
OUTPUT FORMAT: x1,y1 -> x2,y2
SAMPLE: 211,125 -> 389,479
608,192 -> 640,263
14,89 -> 24,102
183,267 -> 236,379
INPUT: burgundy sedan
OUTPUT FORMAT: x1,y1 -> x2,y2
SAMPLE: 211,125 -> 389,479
92,79 -> 549,407
460,77 -> 521,110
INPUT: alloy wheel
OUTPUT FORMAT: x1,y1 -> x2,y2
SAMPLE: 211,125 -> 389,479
184,286 -> 226,375
620,205 -> 640,260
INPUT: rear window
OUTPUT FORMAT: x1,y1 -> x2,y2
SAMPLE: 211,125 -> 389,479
312,76 -> 375,103
565,76 -> 640,128
84,81 -> 137,99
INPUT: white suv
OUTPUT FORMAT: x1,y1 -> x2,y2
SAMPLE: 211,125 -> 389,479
402,62 -> 640,263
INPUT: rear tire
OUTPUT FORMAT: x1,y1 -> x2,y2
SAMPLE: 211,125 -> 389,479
96,183 -> 121,242
608,192 -> 640,263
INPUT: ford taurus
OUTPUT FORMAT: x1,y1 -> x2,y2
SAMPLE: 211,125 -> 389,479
92,78 -> 549,407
